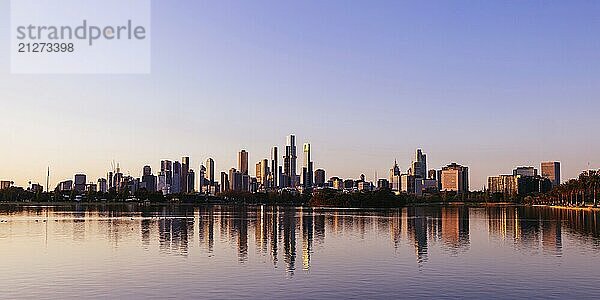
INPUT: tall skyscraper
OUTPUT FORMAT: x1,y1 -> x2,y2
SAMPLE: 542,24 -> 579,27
220,172 -> 229,192
412,149 -> 427,178
284,134 -> 297,187
389,160 -> 401,191
181,157 -> 190,193
441,163 -> 469,193
205,158 -> 215,185
303,143 -> 313,188
541,162 -> 561,187
187,169 -> 195,192
161,160 -> 173,186
271,146 -> 278,188
172,161 -> 182,194
238,150 -> 249,175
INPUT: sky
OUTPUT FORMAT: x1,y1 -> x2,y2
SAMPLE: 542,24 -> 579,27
1,0 -> 599,190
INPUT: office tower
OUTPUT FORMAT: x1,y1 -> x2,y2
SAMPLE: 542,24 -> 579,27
303,143 -> 314,188
198,165 -> 206,192
440,163 -> 469,193
181,157 -> 190,193
187,169 -> 195,192
97,178 -> 108,193
389,160 -> 401,191
229,168 -> 242,191
157,172 -> 168,195
74,174 -> 86,192
205,158 -> 215,185
143,165 -> 152,176
513,166 -> 538,177
257,159 -> 269,188
107,172 -> 113,190
541,162 -> 561,187
141,165 -> 157,192
220,172 -> 229,192
113,164 -> 123,192
412,149 -> 427,178
238,150 -> 249,175
284,134 -> 297,187
172,161 -> 182,193
242,174 -> 250,192
271,146 -> 278,188
161,160 -> 173,186
314,169 -> 326,187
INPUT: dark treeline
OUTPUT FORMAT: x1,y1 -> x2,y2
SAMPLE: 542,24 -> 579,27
1,185 -> 501,208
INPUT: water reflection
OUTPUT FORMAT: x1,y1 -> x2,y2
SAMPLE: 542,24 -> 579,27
1,205 -> 600,274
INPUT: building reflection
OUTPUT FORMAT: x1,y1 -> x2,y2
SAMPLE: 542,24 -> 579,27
5,204 -> 600,271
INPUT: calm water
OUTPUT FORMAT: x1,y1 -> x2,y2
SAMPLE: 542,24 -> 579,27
1,205 -> 600,299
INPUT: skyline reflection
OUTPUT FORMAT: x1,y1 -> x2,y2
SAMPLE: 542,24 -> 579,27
1,205 -> 599,274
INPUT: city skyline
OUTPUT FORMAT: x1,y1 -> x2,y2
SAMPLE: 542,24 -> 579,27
1,1 -> 600,189
3,133 -> 568,196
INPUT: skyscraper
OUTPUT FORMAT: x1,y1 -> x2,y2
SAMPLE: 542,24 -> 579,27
303,143 -> 313,188
205,158 -> 215,185
541,162 -> 561,187
412,149 -> 427,178
389,160 -> 401,191
220,172 -> 229,192
441,163 -> 469,193
143,165 -> 152,176
284,134 -> 297,187
271,146 -> 278,188
161,160 -> 173,186
141,165 -> 156,192
181,157 -> 190,193
172,161 -> 182,194
238,150 -> 249,175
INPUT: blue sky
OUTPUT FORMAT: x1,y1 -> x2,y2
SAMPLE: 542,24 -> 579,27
1,0 -> 599,189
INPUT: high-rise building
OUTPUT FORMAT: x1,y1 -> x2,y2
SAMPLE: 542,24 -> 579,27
143,165 -> 152,176
157,172 -> 168,195
389,160 -> 401,191
74,174 -> 87,192
258,159 -> 269,188
411,149 -> 427,178
513,166 -> 538,177
271,146 -> 278,188
187,169 -> 195,192
181,157 -> 190,193
238,150 -> 249,175
97,178 -> 108,193
314,169 -> 326,187
220,172 -> 229,192
172,161 -> 182,194
141,166 -> 156,192
284,135 -> 297,187
205,158 -> 215,185
541,162 -> 561,187
303,143 -> 314,188
441,163 -> 469,193
161,160 -> 173,186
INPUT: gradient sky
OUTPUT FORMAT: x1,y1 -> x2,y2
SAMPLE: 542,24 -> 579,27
1,0 -> 599,189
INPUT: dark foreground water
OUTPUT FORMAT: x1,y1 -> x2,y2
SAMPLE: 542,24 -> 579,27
1,205 -> 600,299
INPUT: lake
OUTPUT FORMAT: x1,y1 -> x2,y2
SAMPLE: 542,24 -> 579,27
1,204 -> 599,299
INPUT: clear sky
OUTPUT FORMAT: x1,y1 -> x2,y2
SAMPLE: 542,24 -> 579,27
1,0 -> 599,189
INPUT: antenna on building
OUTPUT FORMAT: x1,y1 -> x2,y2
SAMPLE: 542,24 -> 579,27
46,166 -> 50,195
